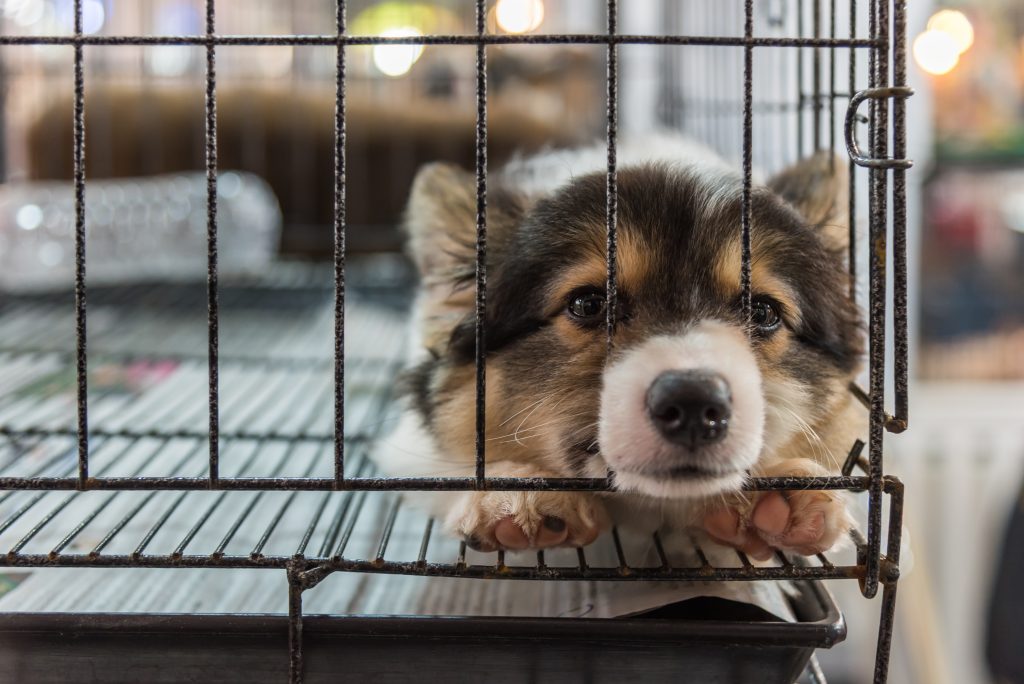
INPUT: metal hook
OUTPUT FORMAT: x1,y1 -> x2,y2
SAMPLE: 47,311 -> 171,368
844,87 -> 914,169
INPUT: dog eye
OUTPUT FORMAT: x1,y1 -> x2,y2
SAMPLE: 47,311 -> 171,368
751,298 -> 782,332
567,290 -> 606,320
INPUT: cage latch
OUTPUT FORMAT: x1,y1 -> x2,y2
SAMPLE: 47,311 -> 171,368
844,87 -> 915,169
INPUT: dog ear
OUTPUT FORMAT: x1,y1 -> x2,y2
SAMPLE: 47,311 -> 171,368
404,162 -> 479,282
767,152 -> 849,251
404,162 -> 527,354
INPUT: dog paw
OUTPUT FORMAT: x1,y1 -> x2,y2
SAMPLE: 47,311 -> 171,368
701,460 -> 854,559
446,489 -> 608,552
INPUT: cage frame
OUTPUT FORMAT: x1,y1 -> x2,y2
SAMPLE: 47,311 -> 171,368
0,0 -> 912,682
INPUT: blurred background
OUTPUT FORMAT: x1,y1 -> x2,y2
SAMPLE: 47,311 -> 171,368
0,1 -> 1021,683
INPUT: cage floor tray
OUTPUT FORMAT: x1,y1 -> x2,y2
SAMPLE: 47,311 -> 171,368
0,579 -> 842,684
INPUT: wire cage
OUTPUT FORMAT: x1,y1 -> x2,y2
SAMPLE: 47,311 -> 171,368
0,0 -> 911,682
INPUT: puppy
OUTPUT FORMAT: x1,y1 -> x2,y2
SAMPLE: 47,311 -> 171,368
380,136 -> 862,560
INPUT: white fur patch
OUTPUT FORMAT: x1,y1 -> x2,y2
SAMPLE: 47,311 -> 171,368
597,321 -> 765,499
499,133 -> 739,201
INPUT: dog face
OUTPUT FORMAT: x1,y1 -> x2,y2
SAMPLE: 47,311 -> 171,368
404,155 -> 862,500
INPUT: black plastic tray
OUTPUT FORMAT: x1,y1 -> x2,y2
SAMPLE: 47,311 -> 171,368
0,580 -> 843,683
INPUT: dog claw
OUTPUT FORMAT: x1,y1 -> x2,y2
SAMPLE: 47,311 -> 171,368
448,490 -> 608,552
543,516 -> 566,532
464,535 -> 494,552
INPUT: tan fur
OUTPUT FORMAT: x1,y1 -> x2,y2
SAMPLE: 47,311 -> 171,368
712,236 -> 806,331
767,152 -> 850,250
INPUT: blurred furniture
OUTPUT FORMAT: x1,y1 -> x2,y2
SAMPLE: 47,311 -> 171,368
26,84 -> 585,257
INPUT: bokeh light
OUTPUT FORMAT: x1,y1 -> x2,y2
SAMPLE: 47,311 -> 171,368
372,28 -> 425,77
913,28 -> 960,76
927,9 -> 974,55
495,0 -> 544,34
3,0 -> 47,27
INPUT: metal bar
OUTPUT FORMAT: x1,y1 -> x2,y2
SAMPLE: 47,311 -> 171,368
611,526 -> 628,572
333,0 -> 347,486
0,44 -> 6,181
829,0 -> 837,156
294,491 -> 333,558
416,518 -> 434,565
373,495 -> 402,562
874,478 -> 904,684
473,0 -> 487,488
884,478 -> 904,567
741,0 -> 753,322
315,457 -> 372,558
0,552 -> 869,581
891,0 -> 909,430
204,0 -> 220,485
332,490 -> 368,558
0,346 -> 338,371
576,547 -> 588,573
796,0 -> 804,157
605,0 -> 618,354
0,34 -> 883,48
1,426 -> 326,443
72,0 -> 88,486
812,0 -> 822,150
873,582 -> 899,683
0,474 -> 871,492
842,438 -> 866,476
848,0 -> 858,299
690,533 -> 712,570
863,0 -> 889,601
287,565 -> 304,684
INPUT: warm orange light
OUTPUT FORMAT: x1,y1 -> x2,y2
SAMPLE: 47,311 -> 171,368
495,0 -> 544,34
913,29 -> 960,76
372,28 -> 425,77
927,9 -> 974,55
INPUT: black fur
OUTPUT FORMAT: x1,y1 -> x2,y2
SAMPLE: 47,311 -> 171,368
441,165 -> 862,379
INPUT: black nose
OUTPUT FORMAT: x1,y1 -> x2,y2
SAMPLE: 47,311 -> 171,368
646,370 -> 731,448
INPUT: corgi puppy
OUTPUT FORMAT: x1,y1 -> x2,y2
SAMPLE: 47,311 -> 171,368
380,136 -> 862,560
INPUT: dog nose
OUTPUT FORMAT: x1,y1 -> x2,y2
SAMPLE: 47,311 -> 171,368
646,370 -> 731,448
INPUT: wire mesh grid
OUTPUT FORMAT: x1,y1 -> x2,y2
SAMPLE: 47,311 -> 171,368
0,0 -> 911,682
